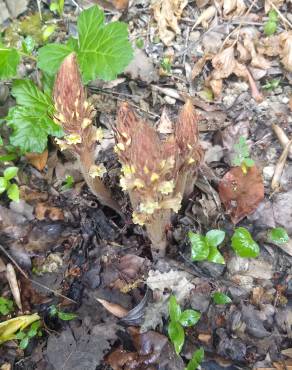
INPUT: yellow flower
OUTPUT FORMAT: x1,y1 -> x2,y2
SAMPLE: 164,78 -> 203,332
140,200 -> 159,214
158,180 -> 174,195
65,133 -> 82,145
89,164 -> 106,178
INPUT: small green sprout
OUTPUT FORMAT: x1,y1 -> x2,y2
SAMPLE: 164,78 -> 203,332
168,295 -> 201,355
189,229 -> 225,264
232,136 -> 255,174
15,320 -> 42,350
61,175 -> 74,190
49,305 -> 77,321
264,9 -> 278,36
50,0 -> 64,16
0,166 -> 20,202
263,78 -> 280,91
186,348 -> 204,370
135,38 -> 144,49
267,227 -> 289,245
212,292 -> 232,305
0,297 -> 14,315
231,227 -> 259,258
161,57 -> 172,74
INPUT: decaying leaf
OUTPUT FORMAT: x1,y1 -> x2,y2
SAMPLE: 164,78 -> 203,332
96,298 -> 129,318
193,5 -> 216,29
223,0 -> 246,16
0,313 -> 40,344
151,0 -> 188,46
219,166 -> 264,224
53,53 -> 122,215
264,0 -> 284,13
212,46 -> 236,79
280,32 -> 292,72
25,149 -> 48,171
35,202 -> 64,221
6,263 -> 22,311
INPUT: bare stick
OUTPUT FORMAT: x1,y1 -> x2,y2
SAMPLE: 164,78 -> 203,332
272,123 -> 292,160
271,139 -> 292,191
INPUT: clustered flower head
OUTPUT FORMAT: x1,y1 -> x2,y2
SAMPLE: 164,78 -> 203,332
115,100 -> 203,257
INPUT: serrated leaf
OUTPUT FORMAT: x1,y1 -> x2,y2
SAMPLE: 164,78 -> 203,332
212,292 -> 232,305
12,79 -> 52,110
0,47 -> 20,79
168,295 -> 181,322
189,232 -> 209,261
186,348 -> 204,370
0,178 -> 9,193
4,166 -> 18,180
7,184 -> 20,202
6,106 -> 63,153
205,229 -> 225,247
37,43 -> 75,75
231,227 -> 260,258
179,309 -> 201,327
267,227 -> 289,245
57,312 -> 77,321
168,321 -> 184,355
207,245 -> 225,264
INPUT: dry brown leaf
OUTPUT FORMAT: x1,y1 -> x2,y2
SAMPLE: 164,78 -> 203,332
218,166 -> 264,224
243,36 -> 270,70
212,46 -> 236,79
223,0 -> 246,17
280,32 -> 292,72
209,78 -> 223,97
196,0 -> 210,7
193,5 -> 216,28
237,42 -> 251,63
151,0 -> 187,46
192,54 -> 212,79
25,149 -> 48,171
257,35 -> 282,57
35,202 -> 64,221
6,263 -> 22,311
96,298 -> 129,318
265,0 -> 284,13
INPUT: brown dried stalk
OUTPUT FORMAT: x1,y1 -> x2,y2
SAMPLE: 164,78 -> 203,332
53,53 -> 121,215
115,100 -> 203,258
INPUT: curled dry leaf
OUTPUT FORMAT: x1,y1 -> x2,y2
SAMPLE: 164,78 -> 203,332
193,5 -> 216,29
151,0 -> 187,46
280,32 -> 292,72
212,46 -> 236,79
25,149 -> 48,171
6,263 -> 22,311
223,0 -> 246,17
219,166 -> 264,224
96,298 -> 129,318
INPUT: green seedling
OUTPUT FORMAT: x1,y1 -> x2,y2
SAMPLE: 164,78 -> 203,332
61,175 -> 74,190
15,320 -> 42,349
135,38 -> 144,49
0,297 -> 14,315
0,166 -> 20,202
168,295 -> 201,355
161,57 -> 172,74
50,0 -> 65,16
232,136 -> 255,174
263,78 -> 280,91
212,292 -> 232,305
231,227 -> 259,258
267,227 -> 289,245
185,348 -> 204,370
49,305 -> 77,321
189,229 -> 225,264
264,9 -> 278,36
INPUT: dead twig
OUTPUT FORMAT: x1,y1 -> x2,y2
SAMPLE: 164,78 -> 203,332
272,123 -> 292,160
6,263 -> 22,311
271,139 -> 292,191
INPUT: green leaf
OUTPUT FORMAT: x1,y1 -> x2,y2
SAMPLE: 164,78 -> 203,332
212,292 -> 232,305
179,309 -> 201,327
267,227 -> 289,245
37,43 -> 75,75
42,25 -> 57,42
168,295 -> 181,323
27,321 -> 41,337
77,6 -> 133,83
168,321 -> 184,355
57,311 -> 77,321
243,158 -> 255,167
189,232 -> 209,261
22,36 -> 35,54
0,136 -> 3,146
0,297 -> 13,315
231,227 -> 260,258
19,336 -> 29,349
0,177 -> 9,193
207,245 -> 225,264
0,47 -> 20,79
6,106 -> 63,153
264,21 -> 277,36
4,166 -> 18,180
186,348 -> 204,370
11,79 -> 52,110
15,331 -> 26,340
7,184 -> 20,202
268,9 -> 278,22
49,305 -> 57,317
205,229 -> 225,247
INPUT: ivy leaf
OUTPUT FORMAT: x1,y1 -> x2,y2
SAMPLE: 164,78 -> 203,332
186,348 -> 204,370
168,321 -> 185,355
3,166 -> 18,181
7,184 -> 20,202
205,229 -> 225,247
179,309 -> 201,327
207,245 -> 225,264
231,227 -> 260,258
0,47 -> 20,79
189,232 -> 209,261
168,295 -> 181,322
57,311 -> 77,321
267,227 -> 289,245
212,292 -> 232,305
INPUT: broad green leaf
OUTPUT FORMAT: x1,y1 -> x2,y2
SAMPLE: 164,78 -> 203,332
15,331 -> 26,340
212,292 -> 232,305
186,348 -> 204,370
205,229 -> 225,247
0,178 -> 8,193
19,336 -> 29,349
4,166 -> 18,180
0,313 -> 40,344
168,295 -> 181,323
42,25 -> 57,41
7,184 -> 20,202
189,232 -> 209,261
231,227 -> 260,258
267,227 -> 289,245
11,79 -> 52,110
37,43 -> 75,75
0,297 -> 13,315
207,245 -> 225,264
27,320 -> 41,337
57,311 -> 77,321
179,309 -> 201,327
268,9 -> 278,22
168,321 -> 184,355
77,6 -> 133,82
6,106 -> 63,153
0,47 -> 20,79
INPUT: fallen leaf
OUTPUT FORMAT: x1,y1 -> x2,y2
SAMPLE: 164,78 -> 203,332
124,49 -> 159,84
96,298 -> 129,318
6,263 -> 22,311
157,108 -> 174,134
257,35 -> 282,57
25,149 -> 48,171
151,0 -> 188,46
280,31 -> 292,72
218,166 -> 264,224
35,202 -> 64,221
0,313 -> 40,344
264,0 -> 284,12
223,0 -> 246,17
212,46 -> 236,79
193,5 -> 216,28
192,54 -> 212,79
